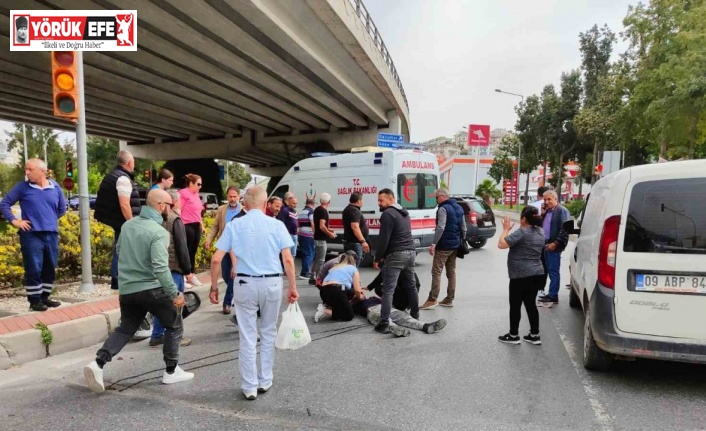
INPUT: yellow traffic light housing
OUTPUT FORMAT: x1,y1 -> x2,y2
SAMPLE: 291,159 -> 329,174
51,51 -> 80,119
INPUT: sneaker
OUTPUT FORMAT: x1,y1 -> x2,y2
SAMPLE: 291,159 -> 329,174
389,325 -> 411,337
191,277 -> 203,287
298,275 -> 310,280
149,337 -> 164,347
420,299 -> 438,310
439,298 -> 453,307
222,305 -> 231,315
314,303 -> 325,323
180,337 -> 192,347
29,302 -> 48,312
374,321 -> 390,334
162,366 -> 194,385
41,298 -> 61,308
538,296 -> 558,305
308,278 -> 316,286
84,361 -> 105,393
498,333 -> 521,344
523,333 -> 542,345
423,318 -> 447,334
243,390 -> 257,400
229,314 -> 238,326
185,282 -> 193,289
258,382 -> 273,393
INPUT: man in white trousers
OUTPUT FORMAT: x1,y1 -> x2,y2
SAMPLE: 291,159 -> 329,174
209,186 -> 299,400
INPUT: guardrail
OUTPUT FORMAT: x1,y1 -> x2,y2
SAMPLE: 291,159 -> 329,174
346,0 -> 409,109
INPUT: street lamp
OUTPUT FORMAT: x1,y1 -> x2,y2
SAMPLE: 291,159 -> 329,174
43,132 -> 59,169
495,89 -> 524,212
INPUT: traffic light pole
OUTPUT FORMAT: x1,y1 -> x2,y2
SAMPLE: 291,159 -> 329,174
75,51 -> 95,293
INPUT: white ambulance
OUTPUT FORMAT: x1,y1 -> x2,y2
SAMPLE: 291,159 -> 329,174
269,148 -> 440,265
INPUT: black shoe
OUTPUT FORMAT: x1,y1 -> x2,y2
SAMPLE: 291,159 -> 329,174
149,337 -> 164,347
29,302 -> 48,312
538,296 -> 558,304
308,279 -> 316,286
423,319 -> 448,334
498,333 -> 521,344
42,298 -> 61,308
523,333 -> 541,345
374,321 -> 390,334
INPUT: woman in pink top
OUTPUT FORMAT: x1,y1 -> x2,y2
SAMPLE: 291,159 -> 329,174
179,174 -> 205,286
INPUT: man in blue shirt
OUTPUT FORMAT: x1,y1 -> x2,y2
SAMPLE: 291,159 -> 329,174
538,190 -> 570,305
209,186 -> 299,401
0,159 -> 66,311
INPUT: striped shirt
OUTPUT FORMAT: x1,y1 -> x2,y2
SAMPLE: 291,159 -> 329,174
297,206 -> 314,238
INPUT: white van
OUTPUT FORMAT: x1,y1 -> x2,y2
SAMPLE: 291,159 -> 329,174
270,149 -> 440,264
565,160 -> 706,370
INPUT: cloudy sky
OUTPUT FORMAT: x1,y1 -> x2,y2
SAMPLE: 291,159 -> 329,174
364,0 -> 634,142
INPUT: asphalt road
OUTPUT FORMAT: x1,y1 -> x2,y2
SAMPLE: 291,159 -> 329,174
1,233 -> 706,431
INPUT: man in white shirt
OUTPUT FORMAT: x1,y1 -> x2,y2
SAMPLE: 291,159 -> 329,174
530,186 -> 549,211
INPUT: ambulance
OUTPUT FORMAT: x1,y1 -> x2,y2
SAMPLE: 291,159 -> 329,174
269,148 -> 440,265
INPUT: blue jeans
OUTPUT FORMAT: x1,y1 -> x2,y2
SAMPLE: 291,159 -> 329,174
344,241 -> 363,267
380,250 -> 419,323
221,254 -> 234,308
289,234 -> 298,258
298,235 -> 315,276
151,272 -> 185,340
19,231 -> 59,303
544,249 -> 562,299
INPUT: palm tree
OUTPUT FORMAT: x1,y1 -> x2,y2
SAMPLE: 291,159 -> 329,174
475,179 -> 502,205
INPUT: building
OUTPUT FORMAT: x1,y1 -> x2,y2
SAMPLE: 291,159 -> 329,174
0,138 -> 20,166
439,155 -> 495,196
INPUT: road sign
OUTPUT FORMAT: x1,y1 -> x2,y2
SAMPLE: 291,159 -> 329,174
218,165 -> 225,180
63,177 -> 74,191
377,132 -> 404,149
467,124 -> 490,147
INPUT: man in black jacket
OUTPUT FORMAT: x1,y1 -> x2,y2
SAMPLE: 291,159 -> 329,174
538,190 -> 570,305
95,150 -> 141,291
373,189 -> 419,333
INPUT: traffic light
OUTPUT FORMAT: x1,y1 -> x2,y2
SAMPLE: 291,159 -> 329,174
51,51 -> 80,119
65,160 -> 74,178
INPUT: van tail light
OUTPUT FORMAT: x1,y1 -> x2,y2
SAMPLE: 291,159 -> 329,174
470,212 -> 478,226
598,215 -> 621,289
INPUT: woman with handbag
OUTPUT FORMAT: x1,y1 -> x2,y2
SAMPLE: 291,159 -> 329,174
497,206 -> 546,345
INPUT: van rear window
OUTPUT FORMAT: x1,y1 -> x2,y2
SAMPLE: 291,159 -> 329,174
623,178 -> 706,254
398,174 -> 438,210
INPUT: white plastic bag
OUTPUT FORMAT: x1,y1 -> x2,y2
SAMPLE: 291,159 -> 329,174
275,302 -> 311,350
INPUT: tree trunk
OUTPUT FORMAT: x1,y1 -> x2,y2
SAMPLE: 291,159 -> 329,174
524,170 -> 531,206
689,112 -> 698,160
660,138 -> 667,160
556,154 -> 563,203
542,160 -> 548,186
578,167 -> 583,199
591,137 -> 599,185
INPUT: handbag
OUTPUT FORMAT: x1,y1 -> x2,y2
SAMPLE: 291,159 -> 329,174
457,234 -> 470,259
275,302 -> 312,350
181,291 -> 201,319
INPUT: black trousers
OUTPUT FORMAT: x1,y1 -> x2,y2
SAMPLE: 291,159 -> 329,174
96,288 -> 182,368
319,284 -> 355,321
509,275 -> 545,336
184,222 -> 201,273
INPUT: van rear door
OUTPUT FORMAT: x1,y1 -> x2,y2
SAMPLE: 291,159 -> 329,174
615,174 -> 706,340
394,151 -> 439,248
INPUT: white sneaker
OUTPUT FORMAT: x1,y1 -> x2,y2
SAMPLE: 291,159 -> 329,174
162,366 -> 194,385
185,282 -> 193,289
314,303 -> 325,323
191,277 -> 203,286
84,361 -> 105,393
298,275 -> 309,280
258,382 -> 273,393
243,390 -> 257,400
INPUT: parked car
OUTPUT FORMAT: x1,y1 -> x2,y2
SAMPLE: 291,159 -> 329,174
67,194 -> 97,210
564,159 -> 706,371
199,192 -> 219,215
450,196 -> 496,249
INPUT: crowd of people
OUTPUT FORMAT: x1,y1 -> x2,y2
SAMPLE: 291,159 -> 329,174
0,151 -> 572,401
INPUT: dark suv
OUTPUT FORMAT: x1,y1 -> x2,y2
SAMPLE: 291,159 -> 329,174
451,196 -> 496,249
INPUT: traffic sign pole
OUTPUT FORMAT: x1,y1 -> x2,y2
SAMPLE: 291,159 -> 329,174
75,51 -> 95,293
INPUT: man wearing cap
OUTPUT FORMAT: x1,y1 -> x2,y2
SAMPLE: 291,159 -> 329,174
15,16 -> 28,44
209,186 -> 299,401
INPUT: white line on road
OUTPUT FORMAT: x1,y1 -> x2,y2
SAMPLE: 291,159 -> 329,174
552,317 -> 614,431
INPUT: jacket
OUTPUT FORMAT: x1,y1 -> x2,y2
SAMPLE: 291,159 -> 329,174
94,165 -> 140,228
205,204 -> 239,245
116,206 -> 178,299
375,204 -> 415,263
545,204 -> 570,251
163,209 -> 192,275
435,199 -> 464,250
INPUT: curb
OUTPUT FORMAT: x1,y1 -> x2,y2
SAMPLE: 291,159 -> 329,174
0,275 -> 221,370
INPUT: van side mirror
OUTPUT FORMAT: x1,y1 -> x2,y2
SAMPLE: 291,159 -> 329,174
562,219 -> 580,235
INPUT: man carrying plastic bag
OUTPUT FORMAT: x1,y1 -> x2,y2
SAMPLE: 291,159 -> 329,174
209,186 -> 299,401
276,302 -> 311,350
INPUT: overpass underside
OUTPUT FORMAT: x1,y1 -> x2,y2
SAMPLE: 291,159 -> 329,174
0,0 -> 409,174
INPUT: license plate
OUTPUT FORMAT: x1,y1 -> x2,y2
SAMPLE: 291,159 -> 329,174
636,274 -> 706,293
413,238 -> 421,246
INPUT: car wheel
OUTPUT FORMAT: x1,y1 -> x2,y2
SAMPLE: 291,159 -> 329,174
469,239 -> 487,249
583,304 -> 613,371
569,284 -> 581,309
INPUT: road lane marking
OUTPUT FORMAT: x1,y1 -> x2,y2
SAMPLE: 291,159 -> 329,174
552,317 -> 614,431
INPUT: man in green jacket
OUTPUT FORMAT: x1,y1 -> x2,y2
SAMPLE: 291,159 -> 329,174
84,189 -> 194,393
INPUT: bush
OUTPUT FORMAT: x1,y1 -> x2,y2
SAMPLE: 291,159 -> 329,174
565,199 -> 586,218
0,212 -> 216,290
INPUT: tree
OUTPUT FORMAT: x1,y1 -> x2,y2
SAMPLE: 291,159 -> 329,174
86,136 -> 120,175
514,95 -> 544,201
487,134 -> 517,184
475,179 -> 502,205
219,161 -> 252,191
6,124 -> 68,180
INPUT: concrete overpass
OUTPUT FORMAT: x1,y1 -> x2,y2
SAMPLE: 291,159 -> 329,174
0,0 -> 409,175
